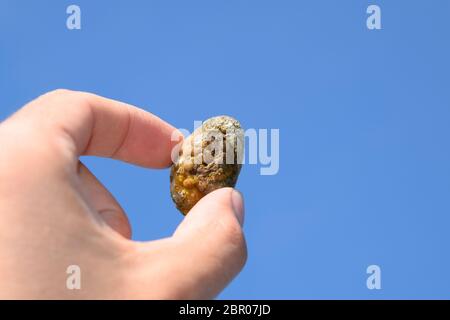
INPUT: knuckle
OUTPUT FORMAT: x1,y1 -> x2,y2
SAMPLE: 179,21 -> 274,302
35,89 -> 77,109
43,90 -> 92,118
41,89 -> 90,107
44,88 -> 74,98
51,88 -> 72,95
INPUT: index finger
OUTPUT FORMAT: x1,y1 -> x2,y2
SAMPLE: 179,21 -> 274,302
17,89 -> 182,168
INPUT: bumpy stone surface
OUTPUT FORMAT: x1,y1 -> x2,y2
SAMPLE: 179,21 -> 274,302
170,116 -> 244,215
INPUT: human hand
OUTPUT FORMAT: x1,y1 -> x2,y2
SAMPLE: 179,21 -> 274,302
0,90 -> 246,299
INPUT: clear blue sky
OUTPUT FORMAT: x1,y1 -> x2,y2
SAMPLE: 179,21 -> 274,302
1,0 -> 450,299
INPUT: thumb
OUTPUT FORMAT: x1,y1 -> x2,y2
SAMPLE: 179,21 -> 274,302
172,187 -> 247,298
174,187 -> 245,237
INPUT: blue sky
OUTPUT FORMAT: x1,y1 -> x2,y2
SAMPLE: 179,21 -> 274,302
1,0 -> 450,298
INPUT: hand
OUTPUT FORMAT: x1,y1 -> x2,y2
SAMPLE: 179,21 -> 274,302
0,89 -> 247,299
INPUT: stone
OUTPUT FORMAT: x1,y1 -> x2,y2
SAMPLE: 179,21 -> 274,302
170,116 -> 244,215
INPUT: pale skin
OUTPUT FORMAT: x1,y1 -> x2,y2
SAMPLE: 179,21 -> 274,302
0,89 -> 247,299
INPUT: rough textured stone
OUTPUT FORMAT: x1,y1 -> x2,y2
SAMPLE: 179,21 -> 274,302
170,116 -> 244,215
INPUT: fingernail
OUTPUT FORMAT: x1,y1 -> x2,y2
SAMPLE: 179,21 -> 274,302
231,189 -> 245,226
